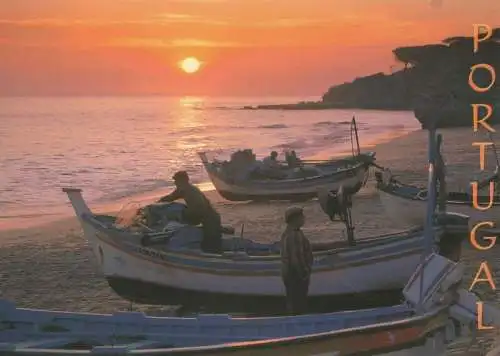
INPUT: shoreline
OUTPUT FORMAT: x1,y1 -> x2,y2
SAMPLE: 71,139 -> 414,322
0,127 -> 419,234
231,101 -> 412,111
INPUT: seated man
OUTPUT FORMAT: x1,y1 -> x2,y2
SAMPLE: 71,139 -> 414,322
263,151 -> 279,168
286,150 -> 301,169
158,171 -> 222,253
260,151 -> 286,179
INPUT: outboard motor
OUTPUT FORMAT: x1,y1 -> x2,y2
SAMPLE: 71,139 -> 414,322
318,185 -> 356,246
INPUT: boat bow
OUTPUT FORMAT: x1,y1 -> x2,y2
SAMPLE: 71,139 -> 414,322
62,187 -> 102,263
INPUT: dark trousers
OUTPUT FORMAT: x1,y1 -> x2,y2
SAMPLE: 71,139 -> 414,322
282,270 -> 310,315
184,209 -> 223,254
200,213 -> 222,254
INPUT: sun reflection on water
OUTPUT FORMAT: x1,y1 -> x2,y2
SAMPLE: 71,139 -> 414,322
175,96 -> 207,150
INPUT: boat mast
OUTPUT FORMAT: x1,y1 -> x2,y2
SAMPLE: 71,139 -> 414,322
417,121 -> 438,313
351,116 -> 361,156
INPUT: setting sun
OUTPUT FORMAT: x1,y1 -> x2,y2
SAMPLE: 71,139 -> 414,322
179,57 -> 202,74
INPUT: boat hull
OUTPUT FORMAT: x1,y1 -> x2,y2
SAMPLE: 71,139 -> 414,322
105,275 -> 403,312
209,168 -> 368,202
87,218 -> 465,308
378,189 -> 500,227
62,188 -> 467,309
200,153 -> 374,202
94,226 -> 422,301
144,316 -> 455,356
0,300 -> 467,356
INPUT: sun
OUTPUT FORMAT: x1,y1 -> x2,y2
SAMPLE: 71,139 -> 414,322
179,57 -> 201,74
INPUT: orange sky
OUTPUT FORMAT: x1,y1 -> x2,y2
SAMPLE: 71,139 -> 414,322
0,0 -> 498,96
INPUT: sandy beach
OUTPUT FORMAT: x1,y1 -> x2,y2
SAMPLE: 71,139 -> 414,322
1,126 -> 500,354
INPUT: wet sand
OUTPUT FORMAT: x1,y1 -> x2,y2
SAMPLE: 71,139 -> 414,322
1,126 -> 500,354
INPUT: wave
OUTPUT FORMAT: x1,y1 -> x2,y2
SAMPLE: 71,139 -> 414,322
258,124 -> 288,129
0,211 -> 60,219
272,139 -> 309,150
312,120 -> 350,127
95,179 -> 172,203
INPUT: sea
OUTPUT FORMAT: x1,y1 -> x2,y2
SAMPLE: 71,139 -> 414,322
0,96 -> 420,228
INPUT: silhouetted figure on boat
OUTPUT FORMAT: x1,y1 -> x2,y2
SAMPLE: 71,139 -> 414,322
435,134 -> 447,213
263,151 -> 279,168
285,150 -> 301,169
280,206 -> 313,315
158,171 -> 222,253
260,151 -> 286,179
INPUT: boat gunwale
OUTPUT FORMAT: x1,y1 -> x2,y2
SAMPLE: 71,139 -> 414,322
84,213 -> 427,260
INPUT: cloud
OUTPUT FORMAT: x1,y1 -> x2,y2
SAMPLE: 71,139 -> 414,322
153,13 -> 227,25
109,37 -> 246,48
0,14 -> 227,27
254,18 -> 331,27
428,0 -> 443,9
0,16 -> 330,29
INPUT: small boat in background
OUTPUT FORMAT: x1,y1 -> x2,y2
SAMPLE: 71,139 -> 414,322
199,151 -> 374,202
0,253 -> 494,355
61,186 -> 467,310
199,117 -> 375,202
375,168 -> 500,227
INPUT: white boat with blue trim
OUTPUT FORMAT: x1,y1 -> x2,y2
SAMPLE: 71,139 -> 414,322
198,117 -> 374,202
375,168 -> 500,227
61,187 -> 467,310
1,253 -> 497,355
199,151 -> 375,202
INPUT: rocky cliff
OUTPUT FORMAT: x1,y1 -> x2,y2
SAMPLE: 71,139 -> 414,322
322,28 -> 500,128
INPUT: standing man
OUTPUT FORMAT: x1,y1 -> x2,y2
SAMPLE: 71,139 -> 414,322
158,171 -> 222,253
280,206 -> 313,315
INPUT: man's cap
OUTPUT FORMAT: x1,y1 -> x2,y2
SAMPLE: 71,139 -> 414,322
285,206 -> 304,223
173,170 -> 189,182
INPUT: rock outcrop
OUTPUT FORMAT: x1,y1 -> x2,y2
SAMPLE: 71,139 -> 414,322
322,28 -> 500,128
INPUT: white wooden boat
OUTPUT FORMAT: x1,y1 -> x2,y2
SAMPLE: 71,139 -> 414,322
199,117 -> 374,202
62,188 -> 467,309
1,252 -> 495,356
199,151 -> 375,201
375,169 -> 500,227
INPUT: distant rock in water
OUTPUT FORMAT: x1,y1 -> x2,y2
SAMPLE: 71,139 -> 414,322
258,124 -> 288,129
240,100 -> 405,111
241,101 -> 339,110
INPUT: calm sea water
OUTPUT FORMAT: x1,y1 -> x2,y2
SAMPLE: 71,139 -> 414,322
0,96 -> 420,224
